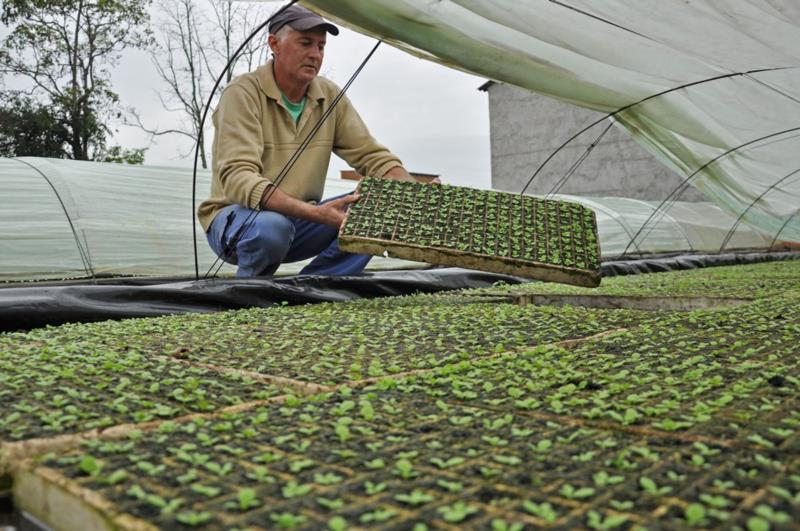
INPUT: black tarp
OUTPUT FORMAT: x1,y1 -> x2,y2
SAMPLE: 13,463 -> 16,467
601,250 -> 800,276
1,251 -> 798,332
0,269 -> 524,332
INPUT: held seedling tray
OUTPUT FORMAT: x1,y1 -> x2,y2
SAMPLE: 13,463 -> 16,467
339,177 -> 601,287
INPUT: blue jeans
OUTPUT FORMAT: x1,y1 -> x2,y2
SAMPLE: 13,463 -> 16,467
206,195 -> 371,277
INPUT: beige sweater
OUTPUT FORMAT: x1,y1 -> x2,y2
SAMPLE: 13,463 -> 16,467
197,60 -> 402,231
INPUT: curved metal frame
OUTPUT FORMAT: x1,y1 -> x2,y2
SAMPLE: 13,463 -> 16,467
769,208 -> 800,251
623,197 -> 694,253
550,194 -> 644,255
620,127 -> 800,257
518,67 -> 794,196
718,167 -> 800,253
545,121 -> 614,197
12,157 -> 95,279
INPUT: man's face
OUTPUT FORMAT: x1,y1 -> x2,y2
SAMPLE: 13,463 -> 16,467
270,27 -> 327,87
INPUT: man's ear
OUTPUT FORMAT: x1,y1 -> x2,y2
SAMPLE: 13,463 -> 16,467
267,34 -> 279,56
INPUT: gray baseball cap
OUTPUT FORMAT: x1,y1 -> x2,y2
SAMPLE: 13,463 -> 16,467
269,5 -> 339,36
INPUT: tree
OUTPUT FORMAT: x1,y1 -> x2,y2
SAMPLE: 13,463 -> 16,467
0,93 -> 70,157
206,0 -> 270,82
131,0 -> 270,168
0,0 -> 153,160
96,145 -> 147,164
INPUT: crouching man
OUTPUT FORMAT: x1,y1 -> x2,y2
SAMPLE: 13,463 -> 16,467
198,5 -> 420,276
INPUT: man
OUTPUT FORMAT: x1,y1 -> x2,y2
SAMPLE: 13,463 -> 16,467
198,5 -> 421,277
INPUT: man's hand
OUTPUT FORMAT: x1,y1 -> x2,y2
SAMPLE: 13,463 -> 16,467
314,193 -> 359,228
384,166 -> 441,185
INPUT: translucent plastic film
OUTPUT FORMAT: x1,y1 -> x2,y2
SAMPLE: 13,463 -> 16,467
0,158 -> 417,281
303,0 -> 800,243
0,157 -> 776,281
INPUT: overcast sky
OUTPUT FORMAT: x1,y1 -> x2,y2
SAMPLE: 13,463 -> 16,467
110,2 -> 492,189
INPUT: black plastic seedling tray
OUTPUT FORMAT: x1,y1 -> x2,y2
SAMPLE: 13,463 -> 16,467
340,178 -> 601,287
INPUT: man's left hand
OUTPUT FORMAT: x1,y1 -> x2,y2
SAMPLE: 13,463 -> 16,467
384,166 -> 441,185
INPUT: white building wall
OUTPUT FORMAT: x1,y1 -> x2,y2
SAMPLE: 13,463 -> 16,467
485,83 -> 707,202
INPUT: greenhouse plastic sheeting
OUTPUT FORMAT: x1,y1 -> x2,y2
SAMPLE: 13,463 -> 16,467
302,0 -> 800,245
0,157 -> 779,281
552,195 -> 773,257
0,157 -> 421,281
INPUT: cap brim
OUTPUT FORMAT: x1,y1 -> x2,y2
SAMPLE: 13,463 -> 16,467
289,19 -> 339,35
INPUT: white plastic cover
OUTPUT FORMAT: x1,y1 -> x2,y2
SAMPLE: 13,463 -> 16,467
0,157 -> 419,281
0,157 -> 773,281
304,0 -> 800,245
553,194 -> 773,257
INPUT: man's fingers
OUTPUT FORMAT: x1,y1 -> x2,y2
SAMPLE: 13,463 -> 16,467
332,193 -> 359,208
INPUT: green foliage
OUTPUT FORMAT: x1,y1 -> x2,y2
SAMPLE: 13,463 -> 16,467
95,145 -> 146,165
328,516 -> 348,531
270,512 -> 306,529
394,489 -> 435,506
587,510 -> 628,530
0,0 -> 152,160
175,511 -> 212,527
685,503 -> 707,526
0,94 -> 69,157
437,501 -> 479,523
78,455 -> 102,477
5,260 -> 800,531
522,501 -> 558,522
235,488 -> 259,511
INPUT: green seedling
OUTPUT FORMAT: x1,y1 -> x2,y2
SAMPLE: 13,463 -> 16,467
175,511 -> 212,527
282,480 -> 312,499
394,489 -> 435,506
593,471 -> 624,487
639,477 -> 672,496
429,456 -> 464,469
360,507 -> 397,524
317,497 -> 345,510
491,519 -> 523,531
685,503 -> 707,526
190,483 -> 220,498
394,459 -> 418,479
235,488 -> 260,511
78,455 -> 103,477
364,481 -> 387,495
559,484 -> 595,499
270,512 -> 306,529
314,472 -> 344,485
328,516 -> 348,531
437,501 -> 479,523
522,501 -> 558,523
586,510 -> 628,530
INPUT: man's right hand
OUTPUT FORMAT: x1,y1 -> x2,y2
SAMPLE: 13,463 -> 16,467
314,193 -> 359,228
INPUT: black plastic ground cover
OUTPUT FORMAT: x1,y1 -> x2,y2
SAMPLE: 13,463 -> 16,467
602,250 -> 800,276
0,251 -> 797,332
0,269 -> 524,332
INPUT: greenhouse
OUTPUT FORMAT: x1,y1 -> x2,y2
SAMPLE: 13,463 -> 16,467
0,157 -> 786,282
2,1 -> 800,530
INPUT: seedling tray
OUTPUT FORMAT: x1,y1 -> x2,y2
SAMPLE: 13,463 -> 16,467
339,178 -> 601,287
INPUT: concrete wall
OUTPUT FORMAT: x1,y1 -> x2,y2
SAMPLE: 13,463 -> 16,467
485,83 -> 706,202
